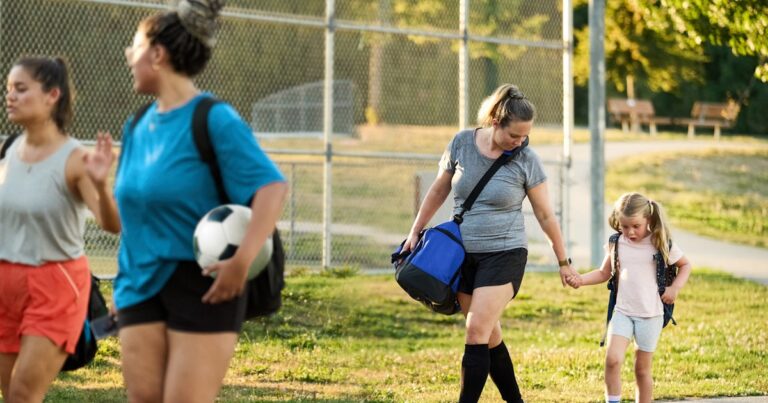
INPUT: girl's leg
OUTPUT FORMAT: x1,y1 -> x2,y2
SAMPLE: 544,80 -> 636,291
605,335 -> 630,402
163,330 -> 239,403
634,350 -> 654,403
6,335 -> 67,403
120,323 -> 168,403
457,284 -> 514,403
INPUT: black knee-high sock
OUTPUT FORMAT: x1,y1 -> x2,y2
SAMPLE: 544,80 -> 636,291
489,341 -> 523,402
459,344 -> 490,403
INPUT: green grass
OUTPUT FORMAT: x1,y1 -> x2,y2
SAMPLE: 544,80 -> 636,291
47,270 -> 767,402
607,148 -> 768,248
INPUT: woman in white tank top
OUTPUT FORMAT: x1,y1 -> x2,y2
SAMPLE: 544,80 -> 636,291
0,56 -> 120,402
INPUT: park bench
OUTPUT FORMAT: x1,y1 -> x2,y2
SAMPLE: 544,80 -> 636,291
679,101 -> 740,140
607,98 -> 672,135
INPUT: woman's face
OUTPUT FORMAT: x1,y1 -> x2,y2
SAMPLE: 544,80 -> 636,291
492,120 -> 532,151
125,29 -> 160,94
5,66 -> 57,127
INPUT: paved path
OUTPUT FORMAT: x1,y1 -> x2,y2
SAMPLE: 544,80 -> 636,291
532,140 -> 768,285
658,398 -> 768,403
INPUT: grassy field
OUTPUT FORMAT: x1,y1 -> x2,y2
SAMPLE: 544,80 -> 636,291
606,148 -> 768,248
48,269 -> 767,402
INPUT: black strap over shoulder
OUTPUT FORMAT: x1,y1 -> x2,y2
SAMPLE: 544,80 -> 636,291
191,97 -> 227,203
454,136 -> 529,223
0,133 -> 20,160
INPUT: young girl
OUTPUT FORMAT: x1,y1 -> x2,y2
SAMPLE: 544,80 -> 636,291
569,192 -> 692,403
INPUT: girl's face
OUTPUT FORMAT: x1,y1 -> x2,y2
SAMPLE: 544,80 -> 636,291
5,66 -> 58,127
492,119 -> 531,151
618,213 -> 649,242
125,29 -> 160,95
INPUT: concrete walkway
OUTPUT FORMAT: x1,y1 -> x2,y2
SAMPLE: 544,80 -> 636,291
533,139 -> 768,285
658,398 -> 768,403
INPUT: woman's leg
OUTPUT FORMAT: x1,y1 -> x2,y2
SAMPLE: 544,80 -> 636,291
634,350 -> 654,403
5,335 -> 67,403
163,330 -> 239,403
0,353 -> 16,399
604,335 -> 630,402
120,323 -> 168,403
457,284 -> 514,403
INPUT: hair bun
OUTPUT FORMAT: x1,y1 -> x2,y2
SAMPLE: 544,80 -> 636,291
507,87 -> 526,100
178,0 -> 226,47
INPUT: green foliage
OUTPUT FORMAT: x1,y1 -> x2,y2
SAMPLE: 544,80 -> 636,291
48,271 -> 767,401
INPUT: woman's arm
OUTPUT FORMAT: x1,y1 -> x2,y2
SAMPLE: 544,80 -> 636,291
71,132 -> 121,234
527,181 -> 577,286
402,168 -> 453,252
202,181 -> 288,304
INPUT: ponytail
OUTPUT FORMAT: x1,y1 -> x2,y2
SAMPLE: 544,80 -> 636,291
648,199 -> 672,264
476,84 -> 535,128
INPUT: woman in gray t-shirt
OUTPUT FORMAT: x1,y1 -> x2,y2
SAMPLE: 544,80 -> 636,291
402,84 -> 577,402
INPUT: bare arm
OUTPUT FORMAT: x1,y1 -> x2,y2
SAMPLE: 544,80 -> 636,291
202,181 -> 288,304
402,168 -> 453,252
69,133 -> 121,234
527,181 -> 576,286
578,254 -> 613,286
661,255 -> 692,304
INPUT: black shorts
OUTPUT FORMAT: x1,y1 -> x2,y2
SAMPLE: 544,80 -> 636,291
458,248 -> 528,298
117,261 -> 247,333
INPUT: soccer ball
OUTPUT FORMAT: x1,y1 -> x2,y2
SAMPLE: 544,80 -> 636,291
193,204 -> 273,280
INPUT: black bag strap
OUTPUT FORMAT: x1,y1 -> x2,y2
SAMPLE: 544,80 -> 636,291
0,133 -> 20,160
191,97 -> 228,203
454,136 -> 529,223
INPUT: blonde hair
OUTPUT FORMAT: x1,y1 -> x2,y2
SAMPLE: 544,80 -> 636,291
476,84 -> 535,128
608,192 -> 672,263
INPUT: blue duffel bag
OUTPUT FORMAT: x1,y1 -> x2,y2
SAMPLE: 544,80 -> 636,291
391,219 -> 465,315
391,138 -> 528,315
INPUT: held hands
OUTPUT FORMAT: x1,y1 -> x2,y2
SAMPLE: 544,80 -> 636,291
566,271 -> 583,289
201,257 -> 249,304
83,132 -> 116,188
661,285 -> 680,304
558,264 -> 580,288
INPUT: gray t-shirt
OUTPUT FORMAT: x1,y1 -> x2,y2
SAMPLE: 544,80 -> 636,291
439,129 -> 547,253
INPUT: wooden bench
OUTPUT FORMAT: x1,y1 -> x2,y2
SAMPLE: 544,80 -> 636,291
679,101 -> 740,140
607,98 -> 672,135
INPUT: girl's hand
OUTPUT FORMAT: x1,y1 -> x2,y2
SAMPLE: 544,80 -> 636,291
566,272 -> 583,289
83,131 -> 116,188
661,285 -> 680,304
201,258 -> 248,304
558,264 -> 578,287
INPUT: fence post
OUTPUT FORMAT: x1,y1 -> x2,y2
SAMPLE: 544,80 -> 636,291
562,0 -> 574,256
458,0 -> 470,130
589,0 -> 606,267
323,0 -> 335,269
289,163 -> 296,261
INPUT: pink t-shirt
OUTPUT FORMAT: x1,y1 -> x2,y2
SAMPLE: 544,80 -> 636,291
608,234 -> 683,318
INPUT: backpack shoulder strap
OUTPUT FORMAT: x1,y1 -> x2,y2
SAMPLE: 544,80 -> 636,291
192,97 -> 227,204
129,102 -> 153,133
0,133 -> 20,160
608,232 -> 621,282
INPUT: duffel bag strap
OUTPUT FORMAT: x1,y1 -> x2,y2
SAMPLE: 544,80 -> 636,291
454,136 -> 529,224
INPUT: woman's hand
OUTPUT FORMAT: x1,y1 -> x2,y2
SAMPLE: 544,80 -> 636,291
201,258 -> 249,304
558,264 -> 578,288
83,131 -> 116,188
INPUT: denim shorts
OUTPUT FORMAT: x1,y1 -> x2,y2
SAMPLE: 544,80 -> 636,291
608,310 -> 664,352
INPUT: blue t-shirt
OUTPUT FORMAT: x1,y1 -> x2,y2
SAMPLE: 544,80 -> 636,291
113,93 -> 285,309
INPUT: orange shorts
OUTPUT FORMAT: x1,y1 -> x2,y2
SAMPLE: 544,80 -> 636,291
0,256 -> 91,355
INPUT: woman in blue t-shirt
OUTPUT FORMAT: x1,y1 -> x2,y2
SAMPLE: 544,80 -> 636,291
110,1 -> 287,401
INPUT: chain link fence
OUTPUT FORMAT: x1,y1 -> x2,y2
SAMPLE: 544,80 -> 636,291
0,0 -> 569,276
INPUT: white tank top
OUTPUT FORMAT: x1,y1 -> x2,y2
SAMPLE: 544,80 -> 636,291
0,135 -> 87,265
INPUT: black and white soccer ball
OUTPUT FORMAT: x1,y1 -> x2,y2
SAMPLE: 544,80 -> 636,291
193,204 -> 273,280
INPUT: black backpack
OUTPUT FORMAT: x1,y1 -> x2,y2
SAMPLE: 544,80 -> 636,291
601,232 -> 678,346
2,134 -> 108,371
128,97 -> 285,319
